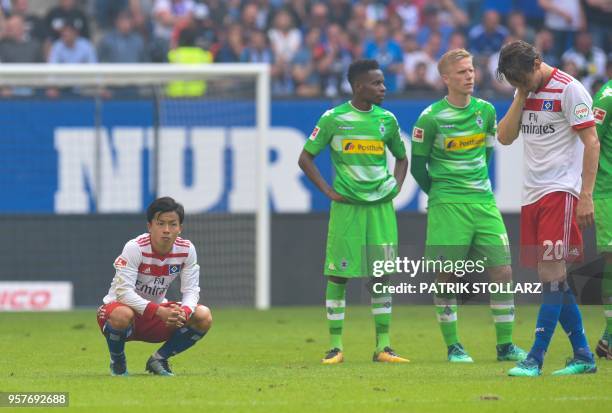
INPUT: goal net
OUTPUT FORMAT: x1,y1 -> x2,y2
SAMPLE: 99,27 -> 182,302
0,64 -> 270,310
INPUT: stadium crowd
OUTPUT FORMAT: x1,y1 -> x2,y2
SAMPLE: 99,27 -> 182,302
0,0 -> 609,98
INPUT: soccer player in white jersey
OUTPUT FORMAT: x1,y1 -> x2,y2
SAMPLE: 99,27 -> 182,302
496,40 -> 600,376
96,197 -> 212,376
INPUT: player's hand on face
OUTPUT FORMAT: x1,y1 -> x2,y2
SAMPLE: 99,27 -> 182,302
515,87 -> 529,100
576,195 -> 595,230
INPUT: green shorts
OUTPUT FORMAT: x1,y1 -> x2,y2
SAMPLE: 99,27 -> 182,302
595,198 -> 612,253
324,200 -> 398,278
426,202 -> 511,268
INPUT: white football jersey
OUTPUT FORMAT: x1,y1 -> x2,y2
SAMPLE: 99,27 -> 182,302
519,68 -> 595,205
103,233 -> 200,317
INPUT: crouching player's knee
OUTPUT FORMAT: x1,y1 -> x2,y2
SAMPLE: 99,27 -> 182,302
189,305 -> 212,333
108,305 -> 135,330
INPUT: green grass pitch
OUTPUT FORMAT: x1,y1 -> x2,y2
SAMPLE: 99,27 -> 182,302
1,305 -> 610,412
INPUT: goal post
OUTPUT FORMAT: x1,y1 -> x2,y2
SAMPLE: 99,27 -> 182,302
0,63 -> 271,310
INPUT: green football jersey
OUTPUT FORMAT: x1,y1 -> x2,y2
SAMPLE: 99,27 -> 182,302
411,96 -> 497,206
304,101 -> 406,204
594,80 -> 612,199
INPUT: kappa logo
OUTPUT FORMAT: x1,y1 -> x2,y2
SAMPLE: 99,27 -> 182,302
542,99 -> 554,111
412,126 -> 424,143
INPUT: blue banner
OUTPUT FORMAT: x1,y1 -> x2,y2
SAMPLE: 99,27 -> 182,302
0,98 -> 513,213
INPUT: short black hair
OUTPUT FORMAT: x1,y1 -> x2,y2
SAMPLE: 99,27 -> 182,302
496,40 -> 541,84
147,197 -> 185,224
178,27 -> 197,47
347,59 -> 380,87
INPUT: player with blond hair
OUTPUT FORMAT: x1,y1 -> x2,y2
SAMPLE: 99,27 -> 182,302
411,48 -> 526,363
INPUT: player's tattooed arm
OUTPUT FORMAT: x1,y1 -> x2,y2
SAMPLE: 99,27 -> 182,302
498,88 -> 529,145
298,149 -> 347,202
576,125 -> 600,229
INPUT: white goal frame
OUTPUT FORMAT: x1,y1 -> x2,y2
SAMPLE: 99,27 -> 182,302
0,64 -> 271,310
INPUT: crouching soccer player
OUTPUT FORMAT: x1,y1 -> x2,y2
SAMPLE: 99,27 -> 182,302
410,49 -> 526,363
592,80 -> 612,360
298,59 -> 409,364
96,197 -> 212,376
497,41 -> 599,376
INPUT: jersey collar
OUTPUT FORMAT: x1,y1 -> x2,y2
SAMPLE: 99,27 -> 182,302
444,96 -> 471,109
535,67 -> 557,94
349,101 -> 374,112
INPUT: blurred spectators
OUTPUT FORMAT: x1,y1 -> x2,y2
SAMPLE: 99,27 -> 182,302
0,0 -> 607,99
306,2 -> 329,33
417,4 -> 454,56
318,23 -> 353,97
48,21 -> 96,63
506,10 -> 535,44
468,10 -> 508,56
390,0 -> 419,35
561,30 -> 607,91
45,0 -> 90,41
535,28 -> 560,67
0,14 -> 42,62
152,0 -> 194,59
328,0 -> 351,27
268,8 -> 302,64
583,0 -> 612,52
9,0 -> 46,43
402,32 -> 442,92
345,2 -> 369,45
166,27 -> 212,97
98,11 -> 147,63
538,0 -> 584,58
513,0 -> 545,29
448,30 -> 467,50
285,0 -> 308,30
241,28 -> 273,63
363,22 -> 403,93
94,0 -> 129,30
487,35 -> 517,96
215,23 -> 244,62
436,0 -> 469,29
291,27 -> 323,97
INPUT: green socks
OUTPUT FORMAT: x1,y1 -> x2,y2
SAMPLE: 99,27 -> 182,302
371,283 -> 392,352
326,280 -> 346,350
490,284 -> 515,345
434,292 -> 459,346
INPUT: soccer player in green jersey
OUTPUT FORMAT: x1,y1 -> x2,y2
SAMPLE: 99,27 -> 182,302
298,59 -> 409,364
593,80 -> 612,360
410,49 -> 526,363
